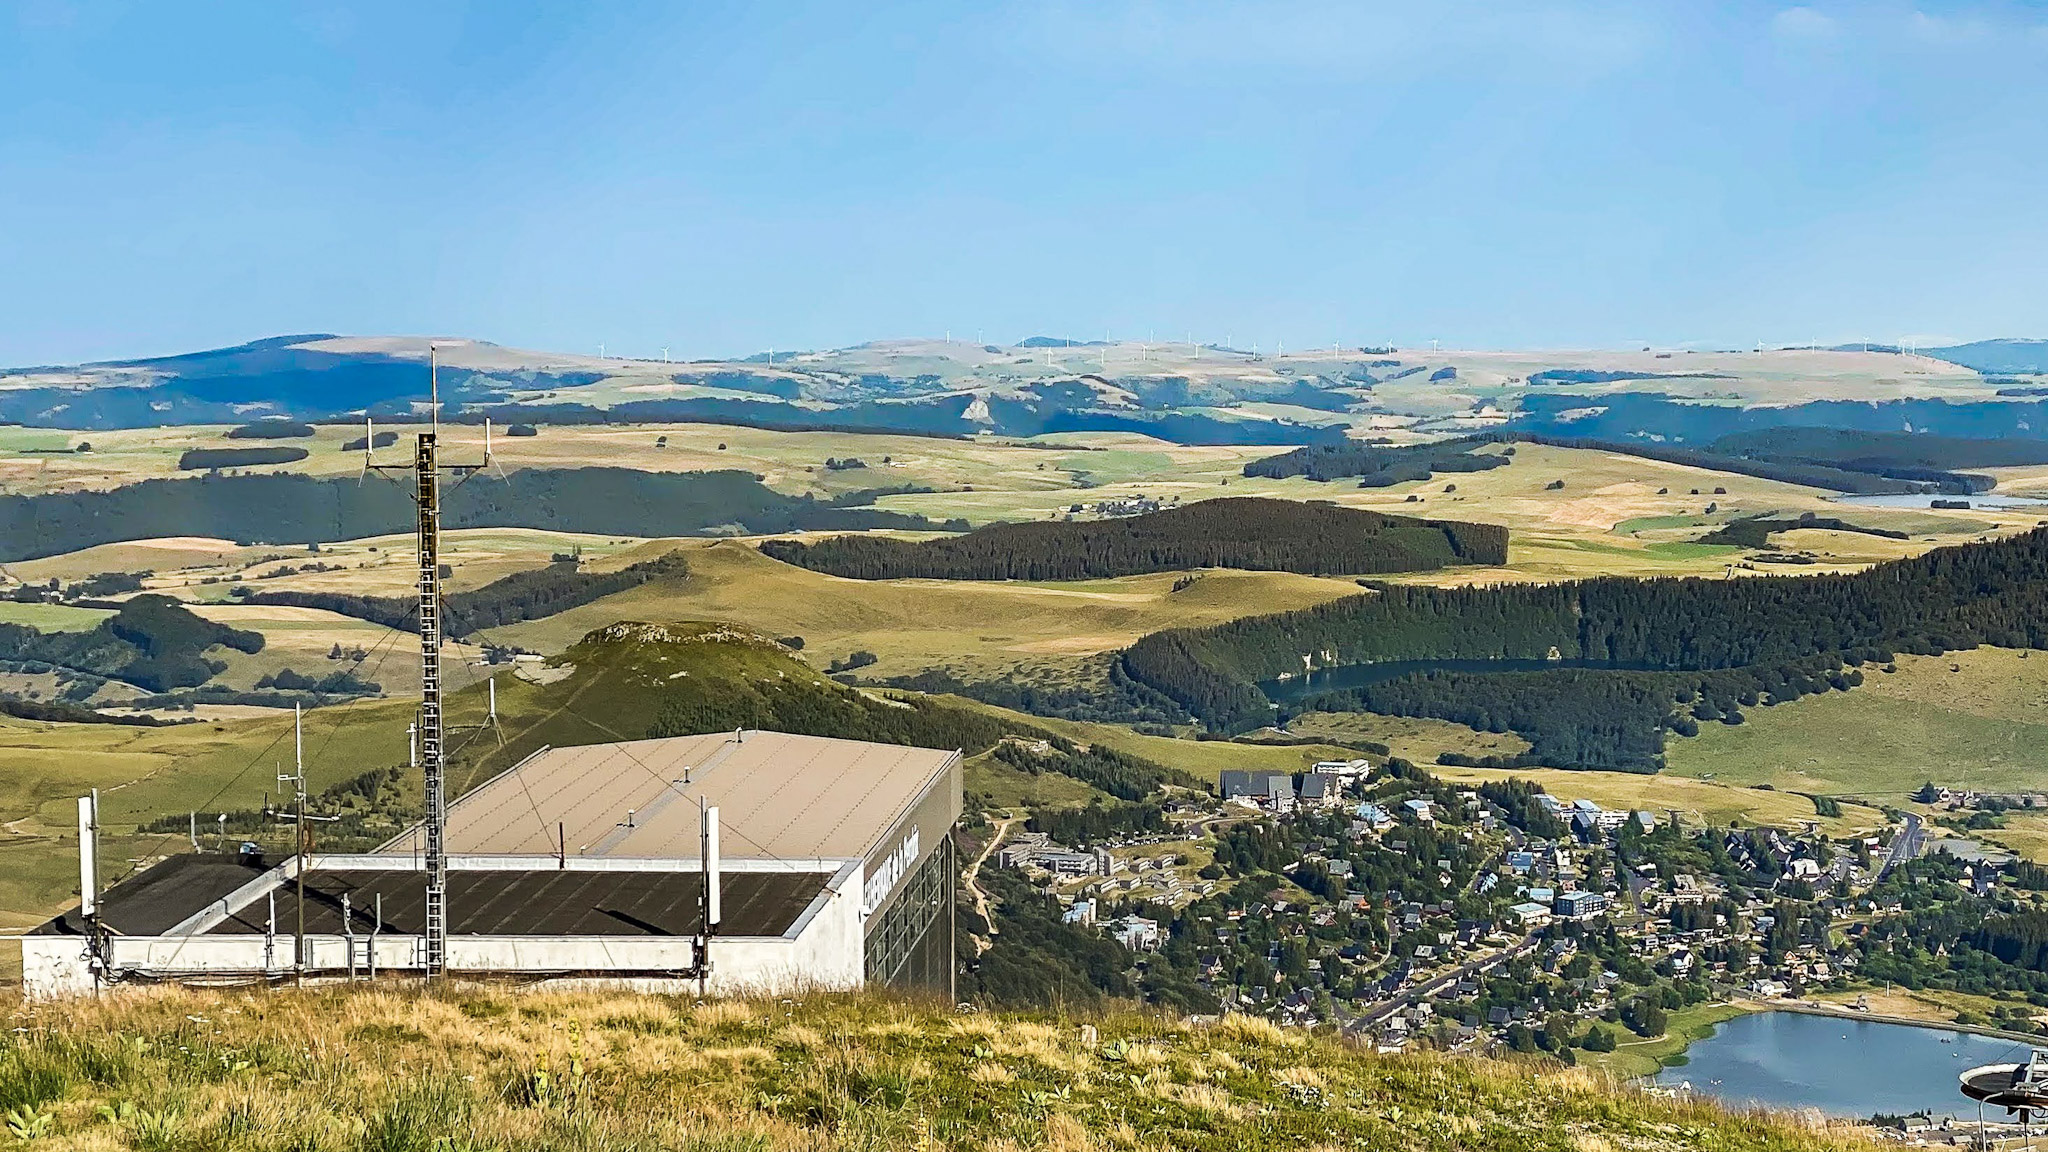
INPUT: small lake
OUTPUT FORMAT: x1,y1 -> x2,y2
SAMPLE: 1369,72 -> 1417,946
1830,492 -> 2048,510
1653,1011 -> 2024,1118
1260,658 -> 1667,703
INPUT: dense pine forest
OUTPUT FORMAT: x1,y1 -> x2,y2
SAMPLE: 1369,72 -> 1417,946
1241,429 -> 2040,495
1697,513 -> 1908,549
759,497 -> 1508,579
1119,528 -> 2048,770
241,552 -> 691,639
1241,439 -> 1512,485
176,445 -> 310,470
0,594 -> 264,693
0,469 -> 953,562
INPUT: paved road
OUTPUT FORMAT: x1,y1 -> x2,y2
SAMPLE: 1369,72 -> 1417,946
1353,932 -> 1541,1028
1878,812 -> 1923,879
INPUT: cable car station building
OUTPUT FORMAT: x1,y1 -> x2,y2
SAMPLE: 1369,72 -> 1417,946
24,730 -> 961,1000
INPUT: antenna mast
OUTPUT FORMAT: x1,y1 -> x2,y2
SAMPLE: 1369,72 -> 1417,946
365,341 -> 490,978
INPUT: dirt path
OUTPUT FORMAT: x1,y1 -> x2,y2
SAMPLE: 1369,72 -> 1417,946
963,815 -> 1018,956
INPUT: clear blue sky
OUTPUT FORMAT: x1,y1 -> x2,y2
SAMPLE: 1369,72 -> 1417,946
5,1 -> 2046,364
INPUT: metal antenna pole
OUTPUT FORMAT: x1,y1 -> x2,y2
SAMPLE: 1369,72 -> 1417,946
285,703 -> 307,982
417,430 -> 448,975
362,341 -> 489,982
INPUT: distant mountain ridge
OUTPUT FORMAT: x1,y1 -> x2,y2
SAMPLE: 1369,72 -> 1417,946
1923,338 -> 2048,375
0,334 -> 1355,445
8,331 -> 2046,442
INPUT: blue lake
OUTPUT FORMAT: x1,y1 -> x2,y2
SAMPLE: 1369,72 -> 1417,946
1259,658 -> 1668,703
1653,1011 -> 2026,1118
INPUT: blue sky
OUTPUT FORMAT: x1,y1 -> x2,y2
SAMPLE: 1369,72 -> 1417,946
5,1 -> 2047,363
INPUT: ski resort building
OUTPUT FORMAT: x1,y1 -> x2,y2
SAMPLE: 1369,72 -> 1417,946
23,729 -> 961,1000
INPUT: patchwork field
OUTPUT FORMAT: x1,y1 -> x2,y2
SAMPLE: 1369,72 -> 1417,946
183,603 -> 492,697
2,423 -> 2018,580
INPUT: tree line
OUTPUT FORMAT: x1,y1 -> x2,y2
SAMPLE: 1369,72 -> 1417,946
0,594 -> 264,693
1697,513 -> 1908,549
990,735 -> 1203,801
1119,528 -> 2048,770
241,552 -> 691,639
0,469 -> 952,562
760,497 -> 1509,580
1242,439 -> 1512,485
1241,429 -> 2021,496
177,446 -> 310,470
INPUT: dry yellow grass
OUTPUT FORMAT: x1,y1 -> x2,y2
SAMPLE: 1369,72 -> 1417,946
0,984 -> 1874,1152
1428,765 -> 1875,838
1667,647 -> 2048,800
488,538 -> 1363,681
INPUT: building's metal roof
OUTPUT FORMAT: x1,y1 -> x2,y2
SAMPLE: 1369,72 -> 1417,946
202,868 -> 825,938
383,730 -> 958,864
34,854 -> 270,937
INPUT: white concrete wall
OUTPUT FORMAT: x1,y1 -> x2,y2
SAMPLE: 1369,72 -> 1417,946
713,867 -> 864,995
21,937 -> 97,999
22,869 -> 868,1001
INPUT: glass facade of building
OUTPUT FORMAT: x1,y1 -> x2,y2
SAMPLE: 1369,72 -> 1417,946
863,831 -> 954,997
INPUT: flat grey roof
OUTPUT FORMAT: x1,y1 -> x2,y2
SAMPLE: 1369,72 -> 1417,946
204,868 -> 825,938
34,854 -> 267,937
384,730 -> 958,864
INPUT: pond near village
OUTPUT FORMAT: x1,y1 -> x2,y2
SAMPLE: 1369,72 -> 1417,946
1653,1011 -> 2028,1118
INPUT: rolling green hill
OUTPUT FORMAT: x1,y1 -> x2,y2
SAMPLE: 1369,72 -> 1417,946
451,621 -> 1017,794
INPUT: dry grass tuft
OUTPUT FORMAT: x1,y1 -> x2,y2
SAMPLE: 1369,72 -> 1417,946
0,983 -> 1868,1152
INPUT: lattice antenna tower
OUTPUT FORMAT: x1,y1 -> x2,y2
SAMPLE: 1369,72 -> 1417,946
363,343 -> 491,975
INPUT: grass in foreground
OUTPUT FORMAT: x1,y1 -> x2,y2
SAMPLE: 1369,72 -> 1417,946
0,985 -> 1869,1151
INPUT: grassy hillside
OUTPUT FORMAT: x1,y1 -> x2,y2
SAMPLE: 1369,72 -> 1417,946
929,694 -> 1363,782
0,696 -> 420,930
489,540 -> 1363,683
1667,646 -> 2048,798
0,985 -> 1869,1152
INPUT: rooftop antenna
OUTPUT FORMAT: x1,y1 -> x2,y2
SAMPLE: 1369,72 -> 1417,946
279,703 -> 307,982
699,798 -> 721,997
77,791 -> 100,985
364,342 -> 489,978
